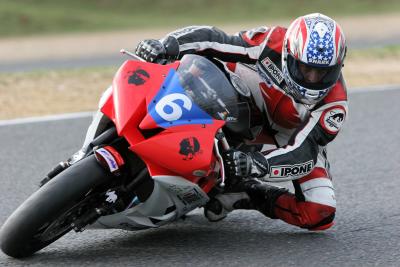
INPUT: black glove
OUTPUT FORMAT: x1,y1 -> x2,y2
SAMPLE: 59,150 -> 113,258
135,36 -> 179,63
223,150 -> 269,178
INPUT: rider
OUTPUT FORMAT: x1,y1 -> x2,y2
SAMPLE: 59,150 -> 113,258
135,13 -> 347,231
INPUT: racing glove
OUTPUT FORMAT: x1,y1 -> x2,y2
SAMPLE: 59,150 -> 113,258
223,150 -> 269,178
135,36 -> 179,63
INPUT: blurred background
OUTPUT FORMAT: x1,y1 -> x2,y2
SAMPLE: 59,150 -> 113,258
0,0 -> 399,119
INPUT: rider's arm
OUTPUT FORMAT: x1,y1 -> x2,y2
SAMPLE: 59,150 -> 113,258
162,25 -> 269,64
223,78 -> 348,181
258,79 -> 348,181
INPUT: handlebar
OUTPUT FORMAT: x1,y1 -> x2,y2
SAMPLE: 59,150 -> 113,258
120,49 -> 146,62
120,49 -> 168,64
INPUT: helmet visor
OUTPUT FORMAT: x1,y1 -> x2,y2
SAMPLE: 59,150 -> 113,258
287,54 -> 342,90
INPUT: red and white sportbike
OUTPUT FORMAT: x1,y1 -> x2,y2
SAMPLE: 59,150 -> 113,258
0,53 -> 259,258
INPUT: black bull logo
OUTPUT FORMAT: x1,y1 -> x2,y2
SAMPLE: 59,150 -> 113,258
326,111 -> 344,129
179,137 -> 200,160
127,69 -> 150,85
329,112 -> 344,122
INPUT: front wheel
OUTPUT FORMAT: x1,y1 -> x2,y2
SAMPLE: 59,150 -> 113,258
0,155 -> 112,258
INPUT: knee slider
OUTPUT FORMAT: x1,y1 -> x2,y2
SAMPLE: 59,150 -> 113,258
299,202 -> 336,230
307,208 -> 336,231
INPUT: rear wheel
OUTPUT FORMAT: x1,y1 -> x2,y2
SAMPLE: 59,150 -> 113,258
0,155 -> 112,258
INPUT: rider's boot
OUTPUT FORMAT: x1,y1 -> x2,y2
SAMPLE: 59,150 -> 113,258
204,179 -> 288,222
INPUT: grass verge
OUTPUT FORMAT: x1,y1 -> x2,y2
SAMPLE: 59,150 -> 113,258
2,0 -> 400,37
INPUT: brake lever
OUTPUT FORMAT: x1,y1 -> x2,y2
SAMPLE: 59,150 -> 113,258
120,49 -> 170,65
120,49 -> 146,62
214,129 -> 231,187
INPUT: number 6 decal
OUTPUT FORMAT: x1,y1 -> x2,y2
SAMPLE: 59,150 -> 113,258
155,93 -> 192,121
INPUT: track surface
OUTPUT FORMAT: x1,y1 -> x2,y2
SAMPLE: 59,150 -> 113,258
0,89 -> 399,266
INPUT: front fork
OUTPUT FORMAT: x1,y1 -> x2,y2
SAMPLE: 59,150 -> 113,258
40,127 -> 118,187
214,129 -> 230,188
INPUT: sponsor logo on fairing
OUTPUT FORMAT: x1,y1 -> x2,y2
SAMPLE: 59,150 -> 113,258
270,160 -> 314,178
94,147 -> 124,174
260,57 -> 284,84
320,106 -> 346,134
179,137 -> 201,160
148,69 -> 213,128
127,68 -> 150,85
95,148 -> 119,172
105,190 -> 118,203
180,188 -> 203,205
225,116 -> 238,122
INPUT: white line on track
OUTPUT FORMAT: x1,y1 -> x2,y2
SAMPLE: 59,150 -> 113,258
0,84 -> 399,126
0,111 -> 94,127
347,84 -> 400,93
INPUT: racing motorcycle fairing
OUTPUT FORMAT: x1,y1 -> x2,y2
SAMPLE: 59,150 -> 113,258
101,60 -> 180,144
99,56 -> 230,186
95,55 -> 247,229
88,174 -> 210,230
0,55 -> 255,259
131,121 -> 224,184
140,68 -> 214,129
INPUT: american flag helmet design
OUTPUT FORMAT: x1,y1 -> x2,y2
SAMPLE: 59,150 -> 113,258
282,13 -> 346,105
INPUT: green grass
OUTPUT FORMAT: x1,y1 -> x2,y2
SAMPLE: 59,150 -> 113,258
348,45 -> 400,58
1,0 -> 400,37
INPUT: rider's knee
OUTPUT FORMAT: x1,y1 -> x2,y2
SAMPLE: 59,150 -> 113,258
301,203 -> 336,231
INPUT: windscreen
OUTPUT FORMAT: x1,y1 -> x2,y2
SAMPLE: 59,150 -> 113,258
176,55 -> 241,122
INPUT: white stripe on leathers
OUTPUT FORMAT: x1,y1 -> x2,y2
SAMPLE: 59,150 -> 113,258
300,177 -> 336,208
179,41 -> 263,60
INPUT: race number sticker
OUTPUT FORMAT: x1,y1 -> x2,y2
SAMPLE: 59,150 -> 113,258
319,106 -> 346,134
148,68 -> 213,128
155,93 -> 192,121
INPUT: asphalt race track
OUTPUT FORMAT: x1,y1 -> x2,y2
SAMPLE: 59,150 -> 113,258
0,88 -> 399,266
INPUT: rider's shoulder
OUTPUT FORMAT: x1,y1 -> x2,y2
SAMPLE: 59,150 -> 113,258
266,26 -> 287,41
241,26 -> 269,45
321,75 -> 348,105
241,26 -> 286,46
263,26 -> 287,54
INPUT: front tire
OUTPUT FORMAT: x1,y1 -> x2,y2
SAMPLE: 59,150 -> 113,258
0,155 -> 112,258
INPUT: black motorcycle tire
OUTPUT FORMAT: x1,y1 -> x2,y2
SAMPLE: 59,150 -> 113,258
0,154 -> 112,258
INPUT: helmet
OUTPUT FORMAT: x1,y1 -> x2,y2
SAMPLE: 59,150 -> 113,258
282,13 -> 346,105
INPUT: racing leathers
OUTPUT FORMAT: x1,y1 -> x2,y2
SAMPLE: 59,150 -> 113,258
154,25 -> 348,230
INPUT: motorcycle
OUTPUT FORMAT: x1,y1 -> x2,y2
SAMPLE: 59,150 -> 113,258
0,52 -> 258,258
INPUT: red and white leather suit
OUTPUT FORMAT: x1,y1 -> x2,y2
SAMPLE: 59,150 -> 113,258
162,25 -> 348,230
